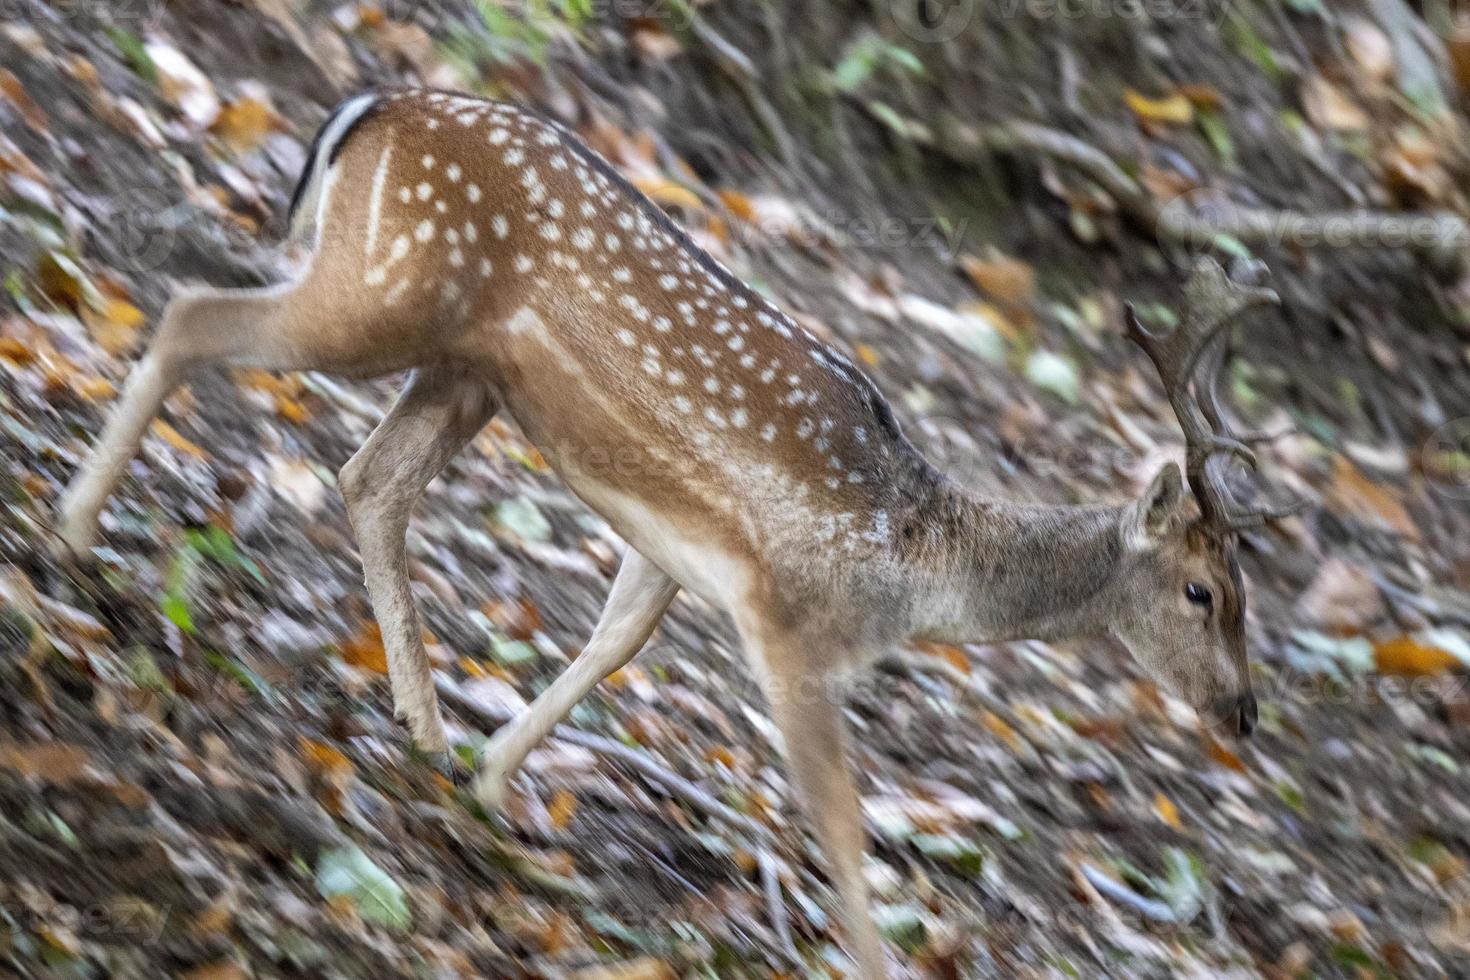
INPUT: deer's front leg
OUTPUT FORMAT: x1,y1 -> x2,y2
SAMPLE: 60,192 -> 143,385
741,622 -> 888,980
474,549 -> 677,810
339,366 -> 498,766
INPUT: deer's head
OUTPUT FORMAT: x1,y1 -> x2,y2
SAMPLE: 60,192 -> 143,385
1109,259 -> 1303,738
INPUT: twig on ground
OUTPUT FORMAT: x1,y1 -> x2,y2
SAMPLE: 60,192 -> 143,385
1078,863 -> 1181,924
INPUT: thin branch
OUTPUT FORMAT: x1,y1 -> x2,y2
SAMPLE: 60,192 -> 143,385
1079,863 -> 1182,924
858,102 -> 1470,272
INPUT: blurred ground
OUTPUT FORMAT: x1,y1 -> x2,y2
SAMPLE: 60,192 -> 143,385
2,0 -> 1470,977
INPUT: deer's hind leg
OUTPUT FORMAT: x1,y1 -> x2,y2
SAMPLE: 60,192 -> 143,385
55,281 -> 319,553
338,366 -> 498,763
474,549 -> 678,809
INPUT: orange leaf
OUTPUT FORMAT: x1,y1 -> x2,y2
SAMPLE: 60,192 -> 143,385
0,69 -> 48,133
1374,636 -> 1461,677
855,344 -> 880,368
960,252 -> 1035,306
211,97 -> 278,154
0,337 -> 34,366
548,788 -> 578,830
1203,735 -> 1247,773
340,622 -> 389,674
1153,792 -> 1183,830
716,188 -> 756,221
150,420 -> 209,460
300,737 -> 355,779
632,176 -> 705,213
81,297 -> 147,356
982,711 -> 1022,752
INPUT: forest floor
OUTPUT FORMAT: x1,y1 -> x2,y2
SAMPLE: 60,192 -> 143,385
3,0 -> 1470,977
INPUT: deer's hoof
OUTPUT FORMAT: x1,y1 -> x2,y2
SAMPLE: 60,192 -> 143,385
51,523 -> 95,563
424,749 -> 470,786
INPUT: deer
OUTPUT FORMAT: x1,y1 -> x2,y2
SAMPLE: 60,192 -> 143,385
54,88 -> 1298,978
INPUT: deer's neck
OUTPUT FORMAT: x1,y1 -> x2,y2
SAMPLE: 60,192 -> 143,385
902,474 -> 1128,645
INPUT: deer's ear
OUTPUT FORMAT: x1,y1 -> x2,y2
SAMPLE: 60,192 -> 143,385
1126,463 -> 1184,548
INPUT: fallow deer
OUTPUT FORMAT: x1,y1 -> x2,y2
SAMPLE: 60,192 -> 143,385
55,89 -> 1296,978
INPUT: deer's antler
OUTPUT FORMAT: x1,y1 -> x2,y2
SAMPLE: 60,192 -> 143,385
1126,257 -> 1306,532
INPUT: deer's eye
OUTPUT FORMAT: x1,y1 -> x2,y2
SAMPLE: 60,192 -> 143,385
1185,583 -> 1213,608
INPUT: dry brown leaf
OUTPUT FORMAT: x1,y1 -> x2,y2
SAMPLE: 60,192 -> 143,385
629,21 -> 682,63
1202,735 -> 1247,773
211,97 -> 279,154
181,963 -> 249,980
0,69 -> 48,133
960,252 -> 1035,306
1302,75 -> 1370,132
81,297 -> 147,356
150,420 -> 209,460
716,188 -> 756,221
1153,792 -> 1183,830
548,788 -> 578,830
0,742 -> 96,784
300,737 -> 355,779
1373,636 -> 1461,677
1178,83 -> 1224,112
1326,456 -> 1418,541
632,176 -> 705,213
340,622 -> 389,674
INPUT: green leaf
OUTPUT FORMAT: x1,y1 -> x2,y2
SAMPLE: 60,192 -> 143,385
1024,350 -> 1081,405
1196,111 -> 1235,165
315,845 -> 412,932
105,27 -> 157,83
492,496 -> 553,542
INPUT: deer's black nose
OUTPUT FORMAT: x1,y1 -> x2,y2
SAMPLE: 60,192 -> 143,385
1214,692 -> 1258,738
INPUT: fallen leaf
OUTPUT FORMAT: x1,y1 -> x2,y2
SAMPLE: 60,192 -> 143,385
632,176 -> 705,213
150,420 -> 209,460
1374,636 -> 1461,676
340,622 -> 389,674
1153,792 -> 1183,830
1326,456 -> 1418,540
0,742 -> 97,784
1125,88 -> 1194,125
211,97 -> 279,154
959,251 -> 1035,306
716,188 -> 756,221
81,297 -> 146,356
0,69 -> 48,133
548,788 -> 577,830
1302,75 -> 1370,132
